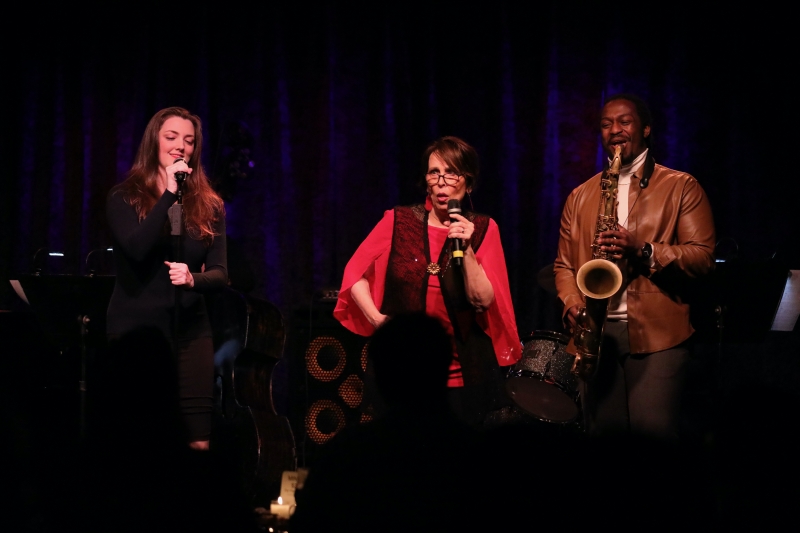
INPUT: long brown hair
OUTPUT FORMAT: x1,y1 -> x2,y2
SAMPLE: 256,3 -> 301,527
118,107 -> 224,242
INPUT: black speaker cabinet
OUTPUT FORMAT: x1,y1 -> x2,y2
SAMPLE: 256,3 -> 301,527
286,300 -> 374,466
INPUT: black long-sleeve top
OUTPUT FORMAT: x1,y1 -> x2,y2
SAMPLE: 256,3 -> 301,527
106,185 -> 228,341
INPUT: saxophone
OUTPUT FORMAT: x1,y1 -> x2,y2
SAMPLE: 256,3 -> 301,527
570,144 -> 624,381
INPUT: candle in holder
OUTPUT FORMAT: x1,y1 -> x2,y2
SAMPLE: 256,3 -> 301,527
270,496 -> 296,519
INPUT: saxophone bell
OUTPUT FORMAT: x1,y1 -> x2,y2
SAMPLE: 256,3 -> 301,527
576,258 -> 623,300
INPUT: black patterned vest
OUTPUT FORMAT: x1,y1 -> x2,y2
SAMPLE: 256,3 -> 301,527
380,204 -> 490,344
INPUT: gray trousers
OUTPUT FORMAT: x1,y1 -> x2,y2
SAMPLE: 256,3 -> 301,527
579,320 -> 689,441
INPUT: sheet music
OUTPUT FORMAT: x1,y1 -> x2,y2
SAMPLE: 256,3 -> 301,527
771,270 -> 800,331
9,280 -> 29,305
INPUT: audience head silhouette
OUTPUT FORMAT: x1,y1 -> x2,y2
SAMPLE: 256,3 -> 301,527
368,312 -> 452,410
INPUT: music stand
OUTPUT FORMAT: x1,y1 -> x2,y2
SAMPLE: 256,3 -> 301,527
15,274 -> 115,439
771,270 -> 800,332
691,257 -> 790,345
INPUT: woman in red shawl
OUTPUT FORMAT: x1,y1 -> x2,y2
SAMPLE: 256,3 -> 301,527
334,136 -> 520,427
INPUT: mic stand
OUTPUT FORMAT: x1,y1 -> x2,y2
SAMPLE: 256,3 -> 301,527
168,175 -> 187,356
79,313 -> 90,438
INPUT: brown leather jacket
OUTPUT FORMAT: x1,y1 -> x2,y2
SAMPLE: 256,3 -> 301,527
554,157 -> 715,354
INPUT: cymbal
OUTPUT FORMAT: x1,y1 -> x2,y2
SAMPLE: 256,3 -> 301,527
537,263 -> 556,294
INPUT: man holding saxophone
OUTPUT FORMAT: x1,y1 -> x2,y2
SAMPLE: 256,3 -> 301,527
554,93 -> 715,440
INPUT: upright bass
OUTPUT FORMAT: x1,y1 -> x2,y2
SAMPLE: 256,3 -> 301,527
570,144 -> 624,381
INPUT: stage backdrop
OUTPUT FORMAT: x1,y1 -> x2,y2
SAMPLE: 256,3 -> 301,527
2,3 -> 795,337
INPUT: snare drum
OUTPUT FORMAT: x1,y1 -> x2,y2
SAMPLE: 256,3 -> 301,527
506,331 -> 580,424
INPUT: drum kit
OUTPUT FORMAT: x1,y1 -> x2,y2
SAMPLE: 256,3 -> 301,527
506,330 -> 580,424
503,263 -> 582,426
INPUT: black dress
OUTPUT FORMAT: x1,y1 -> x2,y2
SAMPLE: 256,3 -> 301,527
106,185 -> 228,441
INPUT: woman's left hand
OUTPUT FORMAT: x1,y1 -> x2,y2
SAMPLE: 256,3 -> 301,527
448,213 -> 494,310
164,261 -> 195,288
447,213 -> 474,248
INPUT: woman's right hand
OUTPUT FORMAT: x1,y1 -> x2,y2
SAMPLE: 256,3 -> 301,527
351,277 -> 389,330
165,158 -> 192,194
368,313 -> 389,329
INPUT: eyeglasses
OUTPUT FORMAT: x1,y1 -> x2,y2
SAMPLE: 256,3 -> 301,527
426,172 -> 463,186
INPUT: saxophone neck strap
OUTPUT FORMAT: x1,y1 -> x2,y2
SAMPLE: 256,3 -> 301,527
640,154 -> 655,189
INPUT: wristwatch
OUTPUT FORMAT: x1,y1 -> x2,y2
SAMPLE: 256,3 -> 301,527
641,242 -> 653,260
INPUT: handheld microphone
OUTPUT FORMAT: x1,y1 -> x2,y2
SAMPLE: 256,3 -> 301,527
447,199 -> 463,267
174,158 -> 188,183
